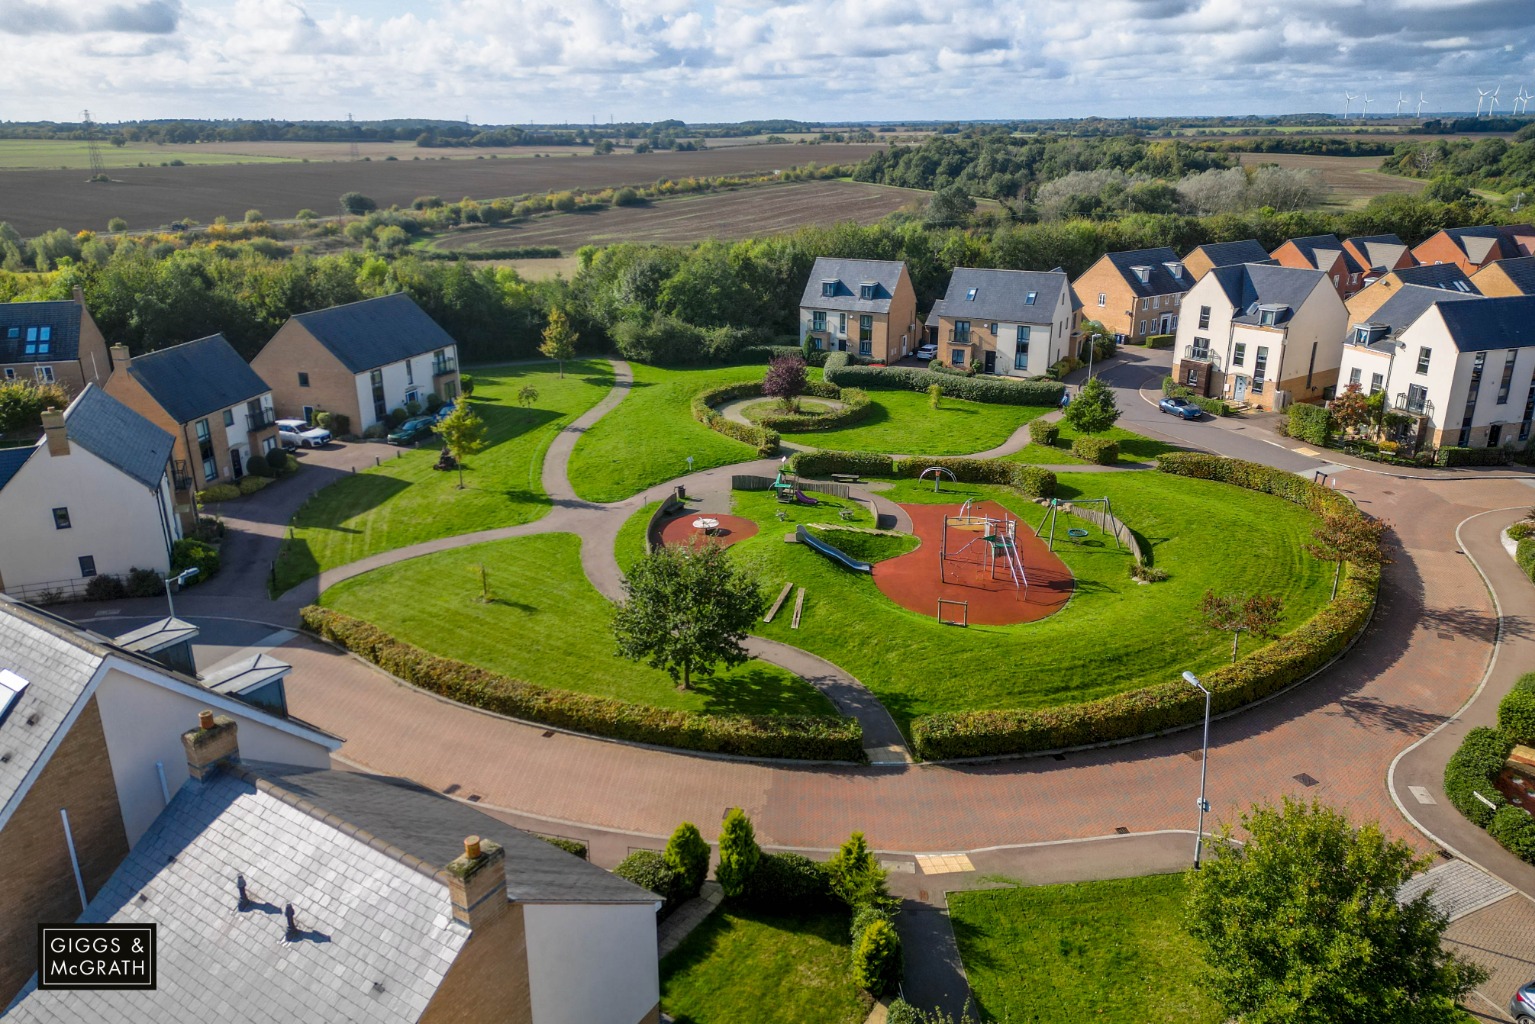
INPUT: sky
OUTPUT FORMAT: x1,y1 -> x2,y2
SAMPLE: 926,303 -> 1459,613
1,0 -> 1533,124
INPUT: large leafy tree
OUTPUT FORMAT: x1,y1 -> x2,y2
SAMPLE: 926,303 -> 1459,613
612,542 -> 766,690
1185,798 -> 1487,1024
1063,375 -> 1121,434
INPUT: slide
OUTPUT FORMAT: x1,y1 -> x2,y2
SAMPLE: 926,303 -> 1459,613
796,526 -> 873,573
793,489 -> 821,506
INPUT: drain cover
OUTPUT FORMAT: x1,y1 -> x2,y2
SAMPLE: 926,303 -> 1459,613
1053,753 -> 1067,761
1437,632 -> 1454,641
1185,749 -> 1204,761
1114,826 -> 1130,835
1294,773 -> 1319,787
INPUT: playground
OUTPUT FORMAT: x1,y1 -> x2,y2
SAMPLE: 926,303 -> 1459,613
656,512 -> 760,549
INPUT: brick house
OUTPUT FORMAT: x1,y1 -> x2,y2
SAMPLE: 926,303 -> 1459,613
1172,263 -> 1350,410
1411,224 -> 1535,275
1341,234 -> 1416,283
1470,255 -> 1535,297
252,293 -> 462,434
1269,234 -> 1366,299
0,289 -> 112,397
0,387 -> 182,602
1070,247 -> 1193,345
104,334 -> 278,526
1345,263 -> 1475,324
926,268 -> 1074,375
0,596 -> 339,1005
798,258 -> 919,363
1180,239 -> 1274,282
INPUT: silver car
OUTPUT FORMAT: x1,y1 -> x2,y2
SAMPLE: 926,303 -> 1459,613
276,419 -> 331,449
1511,979 -> 1535,1023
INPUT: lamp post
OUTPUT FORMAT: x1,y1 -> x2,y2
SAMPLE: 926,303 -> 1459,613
1183,670 -> 1212,869
162,567 -> 199,620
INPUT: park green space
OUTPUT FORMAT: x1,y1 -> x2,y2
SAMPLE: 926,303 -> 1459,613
273,359 -> 612,594
779,389 -> 1040,455
1007,422 -> 1180,465
319,532 -> 833,716
741,398 -> 835,421
948,874 -> 1223,1024
660,905 -> 870,1024
0,139 -> 296,170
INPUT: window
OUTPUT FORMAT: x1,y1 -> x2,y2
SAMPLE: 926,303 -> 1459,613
4,327 -> 16,339
1417,348 -> 1432,374
1140,298 -> 1150,311
262,436 -> 277,454
370,368 -> 386,421
1232,342 -> 1246,366
1459,351 -> 1487,447
966,288 -> 978,301
1025,291 -> 1037,305
811,311 -> 826,332
1014,347 -> 1029,370
1370,372 -> 1383,395
78,555 -> 97,578
297,372 -> 310,388
1350,273 -> 1359,285
1490,423 -> 1504,447
195,418 -> 216,482
1498,351 -> 1517,404
1349,367 -> 1362,386
52,507 -> 70,530
1306,342 -> 1317,389
222,409 -> 234,427
1252,346 -> 1269,394
838,313 -> 847,334
859,314 -> 873,344
35,366 -> 53,383
405,359 -> 414,386
859,284 -> 876,300
1520,381 -> 1535,442
951,349 -> 965,367
821,281 -> 836,297
1097,292 -> 1106,307
858,340 -> 872,357
1259,308 -> 1278,327
1407,383 -> 1428,415
1186,367 -> 1199,386
953,320 -> 971,342
1198,306 -> 1210,329
1139,321 -> 1147,335
1332,275 -> 1340,287
3,368 -> 13,380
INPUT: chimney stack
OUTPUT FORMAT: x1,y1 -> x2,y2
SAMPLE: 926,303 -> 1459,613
72,285 -> 85,305
181,709 -> 238,781
40,408 -> 68,457
444,835 -> 507,931
110,343 -> 130,369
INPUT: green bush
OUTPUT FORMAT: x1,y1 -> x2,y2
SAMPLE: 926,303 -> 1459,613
84,574 -> 128,601
851,918 -> 903,995
1070,436 -> 1119,465
1287,403 -> 1332,445
789,450 -> 897,478
1190,395 -> 1231,417
664,822 -> 711,899
1028,419 -> 1059,446
1443,727 -> 1512,828
1436,446 -> 1511,467
1144,333 -> 1175,349
124,567 -> 163,598
928,382 -> 942,409
614,850 -> 686,918
1162,375 -> 1186,397
247,455 -> 277,478
238,475 -> 271,495
786,450 -> 1056,499
1488,806 -> 1535,861
717,808 -> 760,899
387,407 -> 409,428
1500,688 -> 1535,746
1513,537 -> 1534,584
752,387 -> 873,432
301,607 -> 864,760
171,538 -> 220,582
823,355 -> 1063,407
265,448 -> 290,473
738,344 -> 831,368
197,483 -> 241,503
1508,521 -> 1535,542
826,832 -> 890,910
745,852 -> 832,909
885,1000 -> 922,1024
537,835 -> 588,859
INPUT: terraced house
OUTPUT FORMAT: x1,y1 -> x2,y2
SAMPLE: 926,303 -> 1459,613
1411,224 -> 1535,274
1070,247 -> 1193,345
926,268 -> 1074,375
798,257 -> 919,362
104,335 -> 278,527
0,289 -> 112,396
1345,263 -> 1475,324
1179,239 -> 1274,281
253,293 -> 462,434
1269,234 -> 1366,299
1470,254 -> 1535,297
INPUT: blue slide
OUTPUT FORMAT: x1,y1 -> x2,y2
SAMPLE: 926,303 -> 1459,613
796,525 -> 873,573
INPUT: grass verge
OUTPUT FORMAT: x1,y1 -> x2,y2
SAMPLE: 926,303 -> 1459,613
781,389 -> 1040,455
1007,422 -> 1180,465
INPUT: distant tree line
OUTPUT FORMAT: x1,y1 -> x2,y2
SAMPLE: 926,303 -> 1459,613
1382,123 -> 1535,192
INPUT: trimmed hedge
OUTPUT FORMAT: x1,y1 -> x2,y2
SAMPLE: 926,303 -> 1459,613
692,381 -> 780,457
752,388 -> 873,432
197,483 -> 241,503
1070,436 -> 1119,465
1162,377 -> 1231,416
1029,419 -> 1059,446
1500,687 -> 1535,746
301,606 -> 865,761
823,353 -> 1064,407
1288,403 -> 1332,445
739,344 -> 831,368
1518,536 -> 1535,584
1047,356 -> 1084,380
1145,333 -> 1175,349
909,454 -> 1378,759
789,449 -> 898,478
744,852 -> 833,910
1443,726 -> 1513,828
614,850 -> 686,919
1437,445 -> 1512,467
538,835 -> 589,859
788,450 -> 1058,499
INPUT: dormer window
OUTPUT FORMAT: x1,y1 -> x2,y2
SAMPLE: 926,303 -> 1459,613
1163,261 -> 1184,280
820,281 -> 837,297
1024,291 -> 1037,305
1131,266 -> 1151,283
859,282 -> 877,300
966,288 -> 978,301
1258,304 -> 1286,327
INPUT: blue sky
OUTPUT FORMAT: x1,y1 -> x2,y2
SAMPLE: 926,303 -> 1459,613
1,0 -> 1532,123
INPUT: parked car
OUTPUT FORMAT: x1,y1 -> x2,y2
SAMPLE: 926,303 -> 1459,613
1510,980 -> 1535,1023
915,343 -> 938,361
276,419 -> 332,448
388,415 -> 437,446
1158,396 -> 1203,420
433,401 -> 457,422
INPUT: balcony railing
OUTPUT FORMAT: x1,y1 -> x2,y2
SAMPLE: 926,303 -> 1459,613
947,330 -> 975,345
246,409 -> 275,432
432,358 -> 458,377
1183,345 -> 1212,363
1395,393 -> 1432,417
172,459 -> 193,492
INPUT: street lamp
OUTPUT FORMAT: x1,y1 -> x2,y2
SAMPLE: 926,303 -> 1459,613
1183,670 -> 1212,869
162,567 -> 199,620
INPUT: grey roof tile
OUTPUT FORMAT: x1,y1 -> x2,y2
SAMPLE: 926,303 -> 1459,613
1363,283 -> 1482,334
1189,239 -> 1273,269
1437,294 -> 1535,352
0,301 -> 83,364
1477,255 -> 1535,295
1099,247 -> 1191,297
287,294 -> 458,375
126,334 -> 270,425
63,384 -> 174,490
930,268 -> 1069,324
0,444 -> 34,492
799,258 -> 906,313
1207,263 -> 1327,325
1391,263 -> 1474,290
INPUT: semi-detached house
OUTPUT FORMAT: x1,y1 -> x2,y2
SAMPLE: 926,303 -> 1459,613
798,258 -> 919,363
926,267 -> 1073,375
1071,247 -> 1193,345
0,290 -> 112,396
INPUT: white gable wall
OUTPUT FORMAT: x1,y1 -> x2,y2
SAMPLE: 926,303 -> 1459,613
523,901 -> 660,1024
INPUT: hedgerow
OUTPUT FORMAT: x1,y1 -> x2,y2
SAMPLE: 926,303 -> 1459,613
691,381 -> 780,456
1070,436 -> 1119,465
823,353 -> 1064,407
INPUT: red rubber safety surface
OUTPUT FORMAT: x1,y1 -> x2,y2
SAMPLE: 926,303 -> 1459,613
656,513 -> 760,550
873,502 -> 1074,626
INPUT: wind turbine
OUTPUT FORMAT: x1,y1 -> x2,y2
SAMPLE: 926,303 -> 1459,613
1517,86 -> 1531,115
1396,92 -> 1407,117
1490,85 -> 1501,116
1344,91 -> 1356,120
1476,87 -> 1491,117
1417,91 -> 1426,118
1361,92 -> 1372,119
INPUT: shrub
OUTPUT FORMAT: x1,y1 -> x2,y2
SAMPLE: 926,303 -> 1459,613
691,381 -> 779,456
716,808 -> 761,899
1442,727 -> 1512,828
738,344 -> 830,368
745,852 -> 831,909
424,394 -> 444,414
124,567 -> 163,598
1047,356 -> 1085,380
196,483 -> 241,503
1129,563 -> 1169,583
1190,395 -> 1231,417
107,217 -> 127,232
247,456 -> 277,479
1508,521 -> 1535,542
1162,375 -> 1186,397
84,574 -> 128,601
1437,446 -> 1511,467
362,424 -> 387,439
387,407 -> 409,428
1500,688 -> 1535,746
613,187 -> 642,206
822,356 -> 1063,407
189,516 -> 225,542
1070,436 -> 1119,465
664,822 -> 711,899
339,191 -> 376,215
1288,403 -> 1332,445
885,1000 -> 922,1024
1514,537 -> 1535,584
749,387 -> 873,433
459,374 -> 475,396
928,382 -> 942,409
1029,420 -> 1059,446
789,450 -> 897,478
826,832 -> 890,910
1144,333 -> 1175,349
171,538 -> 220,582
1488,806 -> 1535,862
237,475 -> 271,495
537,835 -> 588,859
265,448 -> 290,473
613,850 -> 685,918
302,606 -> 863,758
851,918 -> 902,995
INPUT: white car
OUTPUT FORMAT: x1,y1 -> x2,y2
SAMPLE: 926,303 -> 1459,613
915,343 -> 939,361
276,419 -> 332,449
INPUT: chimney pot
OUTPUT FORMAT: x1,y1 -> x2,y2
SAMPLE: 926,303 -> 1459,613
181,713 -> 238,780
198,709 -> 215,730
464,835 -> 482,859
445,838 -> 507,931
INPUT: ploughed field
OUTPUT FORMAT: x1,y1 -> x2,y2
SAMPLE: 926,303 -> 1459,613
0,142 -> 889,237
1235,152 -> 1426,207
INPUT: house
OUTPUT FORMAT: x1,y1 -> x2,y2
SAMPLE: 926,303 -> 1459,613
0,386 -> 182,602
4,721 -> 663,1024
104,335 -> 278,526
798,258 -> 919,362
1336,293 -> 1535,450
1470,255 -> 1535,297
1411,224 -> 1535,275
1269,234 -> 1365,299
926,268 -> 1074,375
0,288 -> 113,396
1172,263 -> 1350,410
1180,239 -> 1274,281
1345,263 -> 1475,323
1071,247 -> 1193,345
252,293 -> 462,434
0,596 -> 339,1003
1341,234 -> 1416,283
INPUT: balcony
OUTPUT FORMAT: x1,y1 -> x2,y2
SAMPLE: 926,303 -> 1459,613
1183,345 -> 1213,363
246,409 -> 275,432
432,357 -> 458,377
946,330 -> 975,345
1394,392 -> 1433,417
172,460 -> 193,492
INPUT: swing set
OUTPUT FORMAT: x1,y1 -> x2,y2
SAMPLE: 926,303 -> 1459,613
1035,497 -> 1125,551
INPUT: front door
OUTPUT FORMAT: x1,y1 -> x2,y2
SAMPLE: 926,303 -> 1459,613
1489,424 -> 1503,448
1234,376 -> 1247,402
230,447 -> 243,480
984,351 -> 997,374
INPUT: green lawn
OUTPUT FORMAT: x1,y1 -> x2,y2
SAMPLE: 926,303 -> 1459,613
1007,422 -> 1181,465
780,389 -> 1041,455
568,363 -> 769,503
948,874 -> 1224,1024
742,398 -> 836,421
319,532 -> 833,716
730,470 -> 1332,732
616,499 -> 664,575
661,905 -> 871,1024
274,360 -> 612,593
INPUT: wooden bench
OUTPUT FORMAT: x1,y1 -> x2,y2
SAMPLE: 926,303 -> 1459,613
830,473 -> 861,483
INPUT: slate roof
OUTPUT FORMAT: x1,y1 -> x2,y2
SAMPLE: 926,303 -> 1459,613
799,258 -> 907,313
4,768 -> 471,1024
126,334 -> 270,425
245,762 -> 656,905
1437,295 -> 1535,353
287,293 -> 458,375
63,385 -> 174,490
1362,284 -> 1482,335
1206,263 -> 1327,326
929,268 -> 1069,325
0,445 -> 33,491
0,301 -> 82,364
1277,234 -> 1362,275
1098,247 -> 1191,297
1476,255 -> 1535,295
1427,224 -> 1535,264
1390,263 -> 1474,291
1187,239 -> 1273,269
1345,234 -> 1410,273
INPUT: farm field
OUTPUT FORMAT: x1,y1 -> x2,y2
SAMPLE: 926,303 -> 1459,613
426,180 -> 927,254
0,140 -> 296,169
1235,152 -> 1426,207
0,141 -> 889,237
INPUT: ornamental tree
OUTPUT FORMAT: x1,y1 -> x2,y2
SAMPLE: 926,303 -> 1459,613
1063,375 -> 1121,434
435,402 -> 487,490
764,354 -> 808,411
1200,590 -> 1283,662
664,822 -> 711,899
715,808 -> 760,899
1330,383 -> 1371,437
1307,511 -> 1390,600
539,308 -> 578,378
